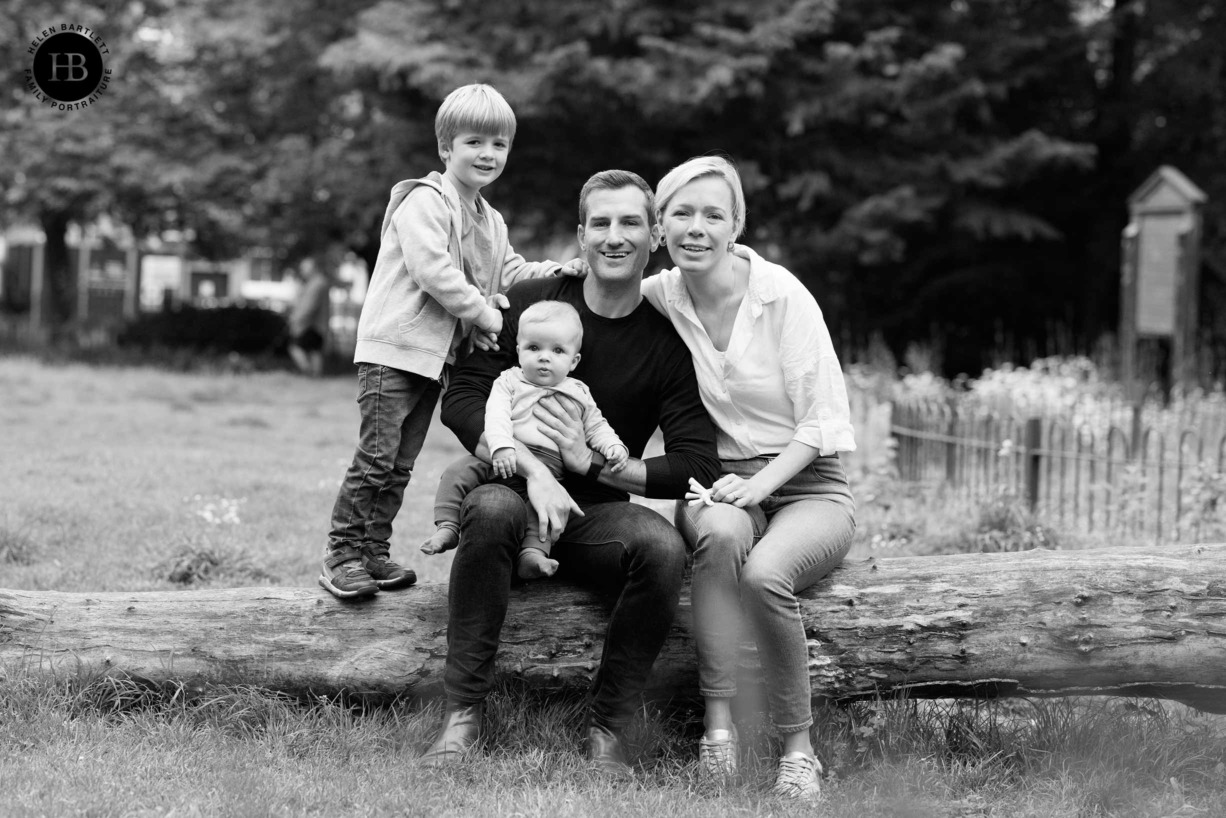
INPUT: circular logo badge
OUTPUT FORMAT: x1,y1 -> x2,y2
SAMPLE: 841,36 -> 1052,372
30,31 -> 105,103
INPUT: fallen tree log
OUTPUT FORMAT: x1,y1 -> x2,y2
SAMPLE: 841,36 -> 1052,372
3,544 -> 1226,712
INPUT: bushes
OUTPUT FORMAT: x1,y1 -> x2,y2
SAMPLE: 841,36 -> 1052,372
118,304 -> 287,355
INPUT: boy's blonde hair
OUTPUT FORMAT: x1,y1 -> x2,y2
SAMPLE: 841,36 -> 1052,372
435,84 -> 517,153
655,155 -> 747,240
518,300 -> 583,346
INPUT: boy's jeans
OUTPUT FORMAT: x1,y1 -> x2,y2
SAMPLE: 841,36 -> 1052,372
328,364 -> 441,554
442,483 -> 688,729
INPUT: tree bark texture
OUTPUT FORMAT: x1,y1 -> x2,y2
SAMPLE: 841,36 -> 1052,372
3,544 -> 1225,711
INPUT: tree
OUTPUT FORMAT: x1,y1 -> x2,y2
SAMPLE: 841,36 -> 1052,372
6,0 -> 1224,367
0,1 -> 193,330
321,0 -> 1102,372
4,544 -> 1226,713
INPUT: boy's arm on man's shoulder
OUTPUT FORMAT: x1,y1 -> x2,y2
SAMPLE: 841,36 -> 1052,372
395,190 -> 500,329
500,238 -> 563,289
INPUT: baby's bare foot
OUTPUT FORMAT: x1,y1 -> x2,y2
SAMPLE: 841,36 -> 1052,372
517,549 -> 558,579
420,526 -> 459,555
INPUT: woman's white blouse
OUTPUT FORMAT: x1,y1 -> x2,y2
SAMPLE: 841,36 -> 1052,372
642,245 -> 856,460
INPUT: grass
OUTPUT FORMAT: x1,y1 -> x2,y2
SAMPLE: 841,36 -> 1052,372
3,354 -> 1226,817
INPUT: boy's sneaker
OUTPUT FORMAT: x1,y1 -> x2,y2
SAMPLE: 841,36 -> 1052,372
698,727 -> 738,783
360,543 -> 417,590
772,752 -> 822,802
319,545 -> 379,599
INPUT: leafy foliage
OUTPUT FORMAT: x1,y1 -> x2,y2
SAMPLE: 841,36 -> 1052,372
4,0 -> 1226,373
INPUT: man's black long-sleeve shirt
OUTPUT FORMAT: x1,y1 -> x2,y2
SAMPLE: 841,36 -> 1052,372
441,276 -> 720,506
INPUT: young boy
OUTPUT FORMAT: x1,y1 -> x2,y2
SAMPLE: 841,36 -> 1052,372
320,84 -> 579,599
421,300 -> 628,578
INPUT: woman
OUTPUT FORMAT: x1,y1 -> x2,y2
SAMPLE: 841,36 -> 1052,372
642,156 -> 856,802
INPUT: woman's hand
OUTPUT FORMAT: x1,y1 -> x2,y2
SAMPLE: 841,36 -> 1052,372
710,473 -> 769,508
533,394 -> 592,473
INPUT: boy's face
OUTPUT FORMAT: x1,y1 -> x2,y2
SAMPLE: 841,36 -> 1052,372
441,132 -> 510,198
516,320 -> 581,388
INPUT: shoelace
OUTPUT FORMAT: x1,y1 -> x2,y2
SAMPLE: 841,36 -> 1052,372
699,735 -> 736,776
774,755 -> 820,796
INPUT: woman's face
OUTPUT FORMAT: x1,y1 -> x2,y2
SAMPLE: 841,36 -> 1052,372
661,174 -> 737,276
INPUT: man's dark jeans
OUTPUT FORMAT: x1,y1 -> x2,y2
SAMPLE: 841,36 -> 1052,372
442,483 -> 687,729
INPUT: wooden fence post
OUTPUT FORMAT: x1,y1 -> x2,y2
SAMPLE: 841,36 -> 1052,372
1024,417 -> 1043,513
945,401 -> 958,484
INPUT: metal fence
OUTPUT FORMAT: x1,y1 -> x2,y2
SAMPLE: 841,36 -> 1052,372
891,396 -> 1226,544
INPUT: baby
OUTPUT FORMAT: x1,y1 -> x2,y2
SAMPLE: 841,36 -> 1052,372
422,300 -> 628,577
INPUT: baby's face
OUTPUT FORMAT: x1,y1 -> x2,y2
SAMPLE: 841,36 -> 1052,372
516,321 -> 580,387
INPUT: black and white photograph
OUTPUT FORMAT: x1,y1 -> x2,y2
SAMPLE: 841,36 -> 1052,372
3,1 -> 1226,815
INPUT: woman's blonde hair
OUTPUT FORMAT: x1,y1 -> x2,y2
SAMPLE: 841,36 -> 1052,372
655,155 -> 746,240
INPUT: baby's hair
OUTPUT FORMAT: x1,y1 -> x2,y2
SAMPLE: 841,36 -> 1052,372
655,154 -> 747,240
435,84 -> 517,150
518,301 -> 583,346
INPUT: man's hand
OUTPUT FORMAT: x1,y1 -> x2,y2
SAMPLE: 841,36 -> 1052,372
491,447 -> 517,479
534,394 -> 592,474
525,468 -> 584,543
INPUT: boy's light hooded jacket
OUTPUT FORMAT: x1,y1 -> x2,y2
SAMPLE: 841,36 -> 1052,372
354,171 -> 560,379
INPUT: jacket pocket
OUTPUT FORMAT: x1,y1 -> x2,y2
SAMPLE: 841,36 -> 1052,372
398,297 -> 452,353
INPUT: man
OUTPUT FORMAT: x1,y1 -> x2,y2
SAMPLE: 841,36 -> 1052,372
287,251 -> 334,378
423,170 -> 720,773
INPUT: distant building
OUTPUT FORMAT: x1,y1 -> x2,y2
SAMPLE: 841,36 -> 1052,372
0,220 -> 367,352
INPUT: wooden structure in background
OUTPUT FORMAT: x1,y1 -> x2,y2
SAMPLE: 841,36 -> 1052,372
1120,166 -> 1207,393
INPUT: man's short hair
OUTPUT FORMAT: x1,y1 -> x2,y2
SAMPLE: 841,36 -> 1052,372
518,300 -> 584,346
655,155 -> 747,240
578,170 -> 656,228
435,84 -> 517,149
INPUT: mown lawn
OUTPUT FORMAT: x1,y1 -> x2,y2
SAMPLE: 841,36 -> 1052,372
3,355 -> 1225,818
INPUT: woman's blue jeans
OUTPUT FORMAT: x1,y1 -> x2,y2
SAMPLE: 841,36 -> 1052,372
443,483 -> 688,730
676,455 -> 855,733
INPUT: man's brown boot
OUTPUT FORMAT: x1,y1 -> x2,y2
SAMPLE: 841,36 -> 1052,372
584,722 -> 633,778
419,702 -> 483,765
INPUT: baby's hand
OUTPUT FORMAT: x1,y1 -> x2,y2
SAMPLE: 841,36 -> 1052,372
559,258 -> 589,278
605,444 -> 629,472
492,447 -> 517,479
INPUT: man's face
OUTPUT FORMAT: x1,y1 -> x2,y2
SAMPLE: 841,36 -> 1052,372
576,186 -> 659,285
